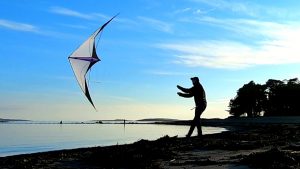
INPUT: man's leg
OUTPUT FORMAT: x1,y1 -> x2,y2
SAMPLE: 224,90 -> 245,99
196,118 -> 202,136
186,120 -> 196,137
195,107 -> 204,137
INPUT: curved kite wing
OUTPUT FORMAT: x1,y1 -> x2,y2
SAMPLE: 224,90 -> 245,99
68,14 -> 118,110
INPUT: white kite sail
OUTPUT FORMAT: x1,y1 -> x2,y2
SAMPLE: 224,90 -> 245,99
68,14 -> 117,110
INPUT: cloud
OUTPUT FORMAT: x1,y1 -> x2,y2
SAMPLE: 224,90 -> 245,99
50,6 -> 119,21
50,7 -> 137,30
194,16 -> 300,46
0,18 -> 80,39
157,17 -> 300,69
193,16 -> 285,38
173,8 -> 192,14
158,39 -> 300,69
138,16 -> 173,33
50,6 -> 95,20
0,19 -> 39,32
191,0 -> 300,19
50,7 -> 143,32
158,41 -> 251,69
172,7 -> 215,16
50,6 -> 120,22
192,0 -> 259,17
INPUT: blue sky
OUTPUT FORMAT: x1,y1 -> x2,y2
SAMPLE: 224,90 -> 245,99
0,0 -> 299,121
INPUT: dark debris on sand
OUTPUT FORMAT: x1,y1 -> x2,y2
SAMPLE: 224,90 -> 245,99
241,147 -> 300,169
0,136 -> 178,169
0,124 -> 300,169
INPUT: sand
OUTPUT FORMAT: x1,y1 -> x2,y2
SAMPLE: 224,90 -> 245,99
0,124 -> 299,169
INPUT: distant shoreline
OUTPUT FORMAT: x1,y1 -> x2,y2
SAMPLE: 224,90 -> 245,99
0,118 -> 29,123
2,116 -> 300,126
153,116 -> 300,127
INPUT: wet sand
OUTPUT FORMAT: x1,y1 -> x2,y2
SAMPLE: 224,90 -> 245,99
0,124 -> 299,169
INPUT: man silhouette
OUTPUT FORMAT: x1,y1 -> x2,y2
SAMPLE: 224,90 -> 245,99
177,77 -> 207,137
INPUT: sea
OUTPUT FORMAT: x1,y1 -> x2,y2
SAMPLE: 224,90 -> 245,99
0,120 -> 227,157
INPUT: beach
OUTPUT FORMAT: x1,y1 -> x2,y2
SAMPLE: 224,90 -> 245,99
0,123 -> 299,169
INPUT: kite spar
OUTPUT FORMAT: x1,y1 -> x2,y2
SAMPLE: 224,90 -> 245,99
68,14 -> 118,110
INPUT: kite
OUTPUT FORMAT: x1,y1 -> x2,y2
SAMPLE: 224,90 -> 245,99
68,14 -> 118,110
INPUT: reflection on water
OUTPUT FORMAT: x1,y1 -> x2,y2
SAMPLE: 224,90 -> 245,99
0,123 -> 227,157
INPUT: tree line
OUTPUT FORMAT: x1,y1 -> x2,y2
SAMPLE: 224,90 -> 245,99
228,78 -> 300,117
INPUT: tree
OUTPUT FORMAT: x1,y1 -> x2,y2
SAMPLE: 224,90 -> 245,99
229,78 -> 300,117
264,79 -> 285,116
229,81 -> 266,117
264,78 -> 300,116
286,78 -> 300,115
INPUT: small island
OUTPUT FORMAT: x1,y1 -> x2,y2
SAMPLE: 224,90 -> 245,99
0,118 -> 29,123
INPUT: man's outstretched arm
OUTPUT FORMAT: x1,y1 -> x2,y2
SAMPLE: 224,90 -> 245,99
177,85 -> 192,93
177,92 -> 193,98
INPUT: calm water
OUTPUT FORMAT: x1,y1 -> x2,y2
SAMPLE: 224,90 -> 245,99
0,122 -> 227,157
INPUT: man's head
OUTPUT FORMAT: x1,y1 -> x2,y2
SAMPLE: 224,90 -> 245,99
191,77 -> 199,85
